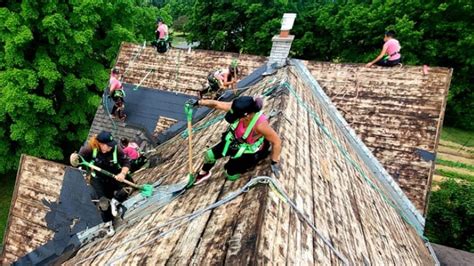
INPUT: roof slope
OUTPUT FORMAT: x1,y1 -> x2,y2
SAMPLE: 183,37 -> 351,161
116,43 -> 451,213
432,243 -> 474,265
66,63 -> 433,265
115,42 -> 266,95
305,62 -> 452,213
89,83 -> 193,146
0,155 -> 67,264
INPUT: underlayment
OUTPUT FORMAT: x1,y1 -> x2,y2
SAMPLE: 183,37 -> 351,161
156,64 -> 268,144
14,168 -> 102,265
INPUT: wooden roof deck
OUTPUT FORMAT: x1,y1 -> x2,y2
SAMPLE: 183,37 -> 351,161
66,65 -> 434,265
0,155 -> 67,264
306,62 -> 451,213
116,42 -> 451,212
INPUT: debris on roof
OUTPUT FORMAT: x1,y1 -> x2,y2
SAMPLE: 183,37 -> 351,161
1,155 -> 67,264
306,61 -> 452,213
64,62 -> 435,265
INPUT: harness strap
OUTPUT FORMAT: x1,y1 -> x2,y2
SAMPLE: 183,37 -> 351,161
222,111 -> 265,159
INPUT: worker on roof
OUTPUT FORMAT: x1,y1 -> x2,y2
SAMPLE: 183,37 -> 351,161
200,63 -> 240,99
70,131 -> 132,222
120,138 -> 148,172
188,96 -> 281,184
366,30 -> 402,67
109,67 -> 127,121
151,17 -> 169,53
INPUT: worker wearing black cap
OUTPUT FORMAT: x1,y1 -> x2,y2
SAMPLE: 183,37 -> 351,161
70,131 -> 132,221
187,96 -> 282,185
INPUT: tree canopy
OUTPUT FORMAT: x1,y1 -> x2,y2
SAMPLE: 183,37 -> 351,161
425,179 -> 474,252
0,0 -> 163,174
184,0 -> 474,130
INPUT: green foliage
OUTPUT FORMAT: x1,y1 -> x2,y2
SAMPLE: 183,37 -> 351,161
183,0 -> 474,130
0,172 -> 16,244
435,169 -> 474,183
0,1 -> 162,174
441,127 -> 474,148
425,179 -> 474,252
436,159 -> 474,172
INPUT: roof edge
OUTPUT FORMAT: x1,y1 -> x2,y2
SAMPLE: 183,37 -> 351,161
291,59 -> 426,231
0,154 -> 26,262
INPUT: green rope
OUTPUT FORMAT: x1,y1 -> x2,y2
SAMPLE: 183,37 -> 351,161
102,90 -> 118,134
281,81 -> 426,237
181,113 -> 225,138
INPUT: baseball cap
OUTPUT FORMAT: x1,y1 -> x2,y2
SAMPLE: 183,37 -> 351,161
224,96 -> 263,123
96,131 -> 117,147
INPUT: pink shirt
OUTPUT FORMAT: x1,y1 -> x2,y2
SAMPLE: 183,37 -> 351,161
109,75 -> 122,93
234,114 -> 267,144
214,68 -> 229,82
157,24 -> 168,39
384,39 -> 401,60
123,143 -> 140,160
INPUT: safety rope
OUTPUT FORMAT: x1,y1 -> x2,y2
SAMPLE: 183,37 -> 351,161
280,80 -> 426,237
133,69 -> 154,91
180,78 -> 279,139
174,49 -> 182,92
121,41 -> 147,81
75,176 -> 348,265
102,89 -> 118,135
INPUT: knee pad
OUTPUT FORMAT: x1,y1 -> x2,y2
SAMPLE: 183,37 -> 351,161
204,149 -> 216,164
225,171 -> 240,181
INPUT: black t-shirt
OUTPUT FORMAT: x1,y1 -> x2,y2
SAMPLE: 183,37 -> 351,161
79,145 -> 131,174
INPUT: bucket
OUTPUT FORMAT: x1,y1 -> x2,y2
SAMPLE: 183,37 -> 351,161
281,13 -> 297,31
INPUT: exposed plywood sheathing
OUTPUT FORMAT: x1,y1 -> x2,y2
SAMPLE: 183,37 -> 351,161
66,66 -> 433,265
305,62 -> 452,212
154,117 -> 177,136
0,155 -> 67,264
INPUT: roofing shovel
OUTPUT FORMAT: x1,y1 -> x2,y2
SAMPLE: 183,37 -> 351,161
78,158 -> 153,197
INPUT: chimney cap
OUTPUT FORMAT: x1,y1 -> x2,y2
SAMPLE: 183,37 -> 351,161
281,13 -> 297,31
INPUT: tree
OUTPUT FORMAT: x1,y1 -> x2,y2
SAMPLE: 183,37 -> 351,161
425,179 -> 474,252
0,1 -> 163,174
184,0 -> 474,130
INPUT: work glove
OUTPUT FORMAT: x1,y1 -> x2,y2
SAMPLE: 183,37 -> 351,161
185,98 -> 199,107
270,160 -> 281,177
70,152 -> 80,167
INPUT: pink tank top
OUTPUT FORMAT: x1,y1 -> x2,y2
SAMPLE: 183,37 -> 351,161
109,75 -> 122,92
234,114 -> 267,144
384,39 -> 401,60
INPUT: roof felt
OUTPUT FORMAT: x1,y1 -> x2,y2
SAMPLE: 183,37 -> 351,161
65,64 -> 434,265
89,83 -> 193,145
1,155 -> 67,264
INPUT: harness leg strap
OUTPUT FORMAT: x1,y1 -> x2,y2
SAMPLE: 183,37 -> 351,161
225,171 -> 240,181
204,149 -> 216,164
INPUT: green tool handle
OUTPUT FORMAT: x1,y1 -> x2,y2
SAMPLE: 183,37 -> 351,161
184,103 -> 194,175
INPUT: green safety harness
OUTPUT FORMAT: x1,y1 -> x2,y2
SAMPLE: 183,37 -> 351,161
222,111 -> 265,159
90,146 -> 119,177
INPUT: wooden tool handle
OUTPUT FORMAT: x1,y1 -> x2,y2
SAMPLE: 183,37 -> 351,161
87,163 -> 139,189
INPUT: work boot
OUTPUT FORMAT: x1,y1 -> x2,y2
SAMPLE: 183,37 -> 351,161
195,170 -> 212,185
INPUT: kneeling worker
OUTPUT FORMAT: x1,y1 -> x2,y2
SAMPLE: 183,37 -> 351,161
188,96 -> 282,184
70,131 -> 132,222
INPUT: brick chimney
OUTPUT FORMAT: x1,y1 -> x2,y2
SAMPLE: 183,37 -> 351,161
268,13 -> 297,68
